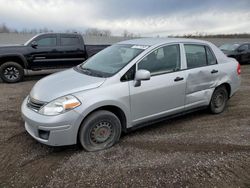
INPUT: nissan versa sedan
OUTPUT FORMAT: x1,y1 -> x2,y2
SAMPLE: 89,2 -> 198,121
22,38 -> 241,151
220,42 -> 250,64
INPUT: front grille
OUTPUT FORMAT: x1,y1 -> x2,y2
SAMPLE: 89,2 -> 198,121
27,97 -> 46,112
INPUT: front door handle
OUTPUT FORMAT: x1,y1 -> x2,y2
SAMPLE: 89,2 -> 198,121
211,69 -> 218,74
174,77 -> 184,82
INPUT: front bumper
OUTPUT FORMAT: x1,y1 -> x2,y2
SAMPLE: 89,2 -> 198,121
21,97 -> 82,146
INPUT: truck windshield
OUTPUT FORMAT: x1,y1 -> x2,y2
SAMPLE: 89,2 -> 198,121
79,44 -> 145,77
24,35 -> 38,46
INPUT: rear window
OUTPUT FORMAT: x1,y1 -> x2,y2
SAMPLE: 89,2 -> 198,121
61,37 -> 80,46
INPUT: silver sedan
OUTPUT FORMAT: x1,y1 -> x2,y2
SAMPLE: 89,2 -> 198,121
22,38 -> 241,151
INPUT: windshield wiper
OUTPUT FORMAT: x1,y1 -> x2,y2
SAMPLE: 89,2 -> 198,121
81,67 -> 92,75
78,66 -> 105,77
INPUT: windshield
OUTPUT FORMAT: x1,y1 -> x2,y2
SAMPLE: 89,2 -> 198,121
24,35 -> 39,46
79,44 -> 146,77
219,43 -> 239,51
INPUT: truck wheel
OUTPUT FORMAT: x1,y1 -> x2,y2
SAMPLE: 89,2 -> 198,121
209,85 -> 228,114
0,62 -> 24,83
79,110 -> 122,152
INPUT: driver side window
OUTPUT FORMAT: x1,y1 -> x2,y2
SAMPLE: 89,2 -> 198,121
238,44 -> 248,52
37,37 -> 57,47
138,44 -> 180,75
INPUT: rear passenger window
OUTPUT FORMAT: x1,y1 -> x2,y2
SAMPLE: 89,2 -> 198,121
185,45 -> 207,68
206,46 -> 217,65
138,44 -> 180,75
61,37 -> 80,46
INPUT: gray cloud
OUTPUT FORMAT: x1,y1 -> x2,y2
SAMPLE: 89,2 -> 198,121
0,0 -> 249,36
78,0 -> 250,20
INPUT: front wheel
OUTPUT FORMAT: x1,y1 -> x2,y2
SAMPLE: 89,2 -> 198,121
0,62 -> 24,83
79,110 -> 122,152
209,85 -> 228,114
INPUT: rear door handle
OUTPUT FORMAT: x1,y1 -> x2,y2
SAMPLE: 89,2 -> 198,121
211,69 -> 218,74
174,77 -> 184,82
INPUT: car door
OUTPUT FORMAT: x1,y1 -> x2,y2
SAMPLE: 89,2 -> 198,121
57,34 -> 87,67
29,34 -> 60,69
247,44 -> 250,63
237,44 -> 249,63
183,44 -> 219,110
128,44 -> 186,125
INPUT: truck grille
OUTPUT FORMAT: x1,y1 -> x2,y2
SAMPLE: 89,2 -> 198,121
27,97 -> 46,112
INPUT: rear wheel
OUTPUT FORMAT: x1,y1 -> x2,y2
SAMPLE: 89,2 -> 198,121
209,85 -> 228,114
0,62 -> 24,83
79,110 -> 122,151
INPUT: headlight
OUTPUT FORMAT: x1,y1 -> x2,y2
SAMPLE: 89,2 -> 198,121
39,95 -> 81,116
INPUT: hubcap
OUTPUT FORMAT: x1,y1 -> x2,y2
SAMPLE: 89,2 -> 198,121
4,66 -> 19,80
214,92 -> 225,108
90,121 -> 113,144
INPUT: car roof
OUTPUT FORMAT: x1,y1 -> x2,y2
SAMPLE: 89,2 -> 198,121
35,33 -> 81,37
118,37 -> 210,46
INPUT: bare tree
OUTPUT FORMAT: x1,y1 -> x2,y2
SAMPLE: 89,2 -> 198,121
123,30 -> 129,37
85,28 -> 112,36
0,23 -> 10,33
122,30 -> 141,38
102,29 -> 111,37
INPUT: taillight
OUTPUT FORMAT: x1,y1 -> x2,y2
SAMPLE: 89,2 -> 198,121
237,63 -> 241,75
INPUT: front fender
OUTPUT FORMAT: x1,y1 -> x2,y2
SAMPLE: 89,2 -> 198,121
74,99 -> 130,127
0,53 -> 28,68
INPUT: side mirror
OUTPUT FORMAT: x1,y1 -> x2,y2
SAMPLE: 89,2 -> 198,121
31,41 -> 38,48
134,69 -> 151,87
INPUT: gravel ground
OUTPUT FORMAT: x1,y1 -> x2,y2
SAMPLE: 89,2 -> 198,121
0,66 -> 250,188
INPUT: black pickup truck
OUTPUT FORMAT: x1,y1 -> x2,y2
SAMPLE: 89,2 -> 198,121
0,33 -> 109,83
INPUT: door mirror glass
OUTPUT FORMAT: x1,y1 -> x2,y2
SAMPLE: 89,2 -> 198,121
134,69 -> 150,87
31,41 -> 38,48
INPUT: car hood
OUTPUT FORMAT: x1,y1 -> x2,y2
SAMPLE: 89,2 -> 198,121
0,44 -> 26,54
30,68 -> 106,102
220,49 -> 235,56
0,44 -> 24,47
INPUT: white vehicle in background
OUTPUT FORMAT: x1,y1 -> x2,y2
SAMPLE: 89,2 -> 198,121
22,38 -> 241,151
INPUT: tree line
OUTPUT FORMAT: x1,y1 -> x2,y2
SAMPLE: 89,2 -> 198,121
0,23 -> 249,38
0,23 -> 141,37
168,31 -> 250,38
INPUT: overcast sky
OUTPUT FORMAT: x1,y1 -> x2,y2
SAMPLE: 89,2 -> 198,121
0,0 -> 250,36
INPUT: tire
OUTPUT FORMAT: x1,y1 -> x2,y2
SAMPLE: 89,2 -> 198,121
79,110 -> 122,152
0,61 -> 24,83
209,85 -> 228,114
